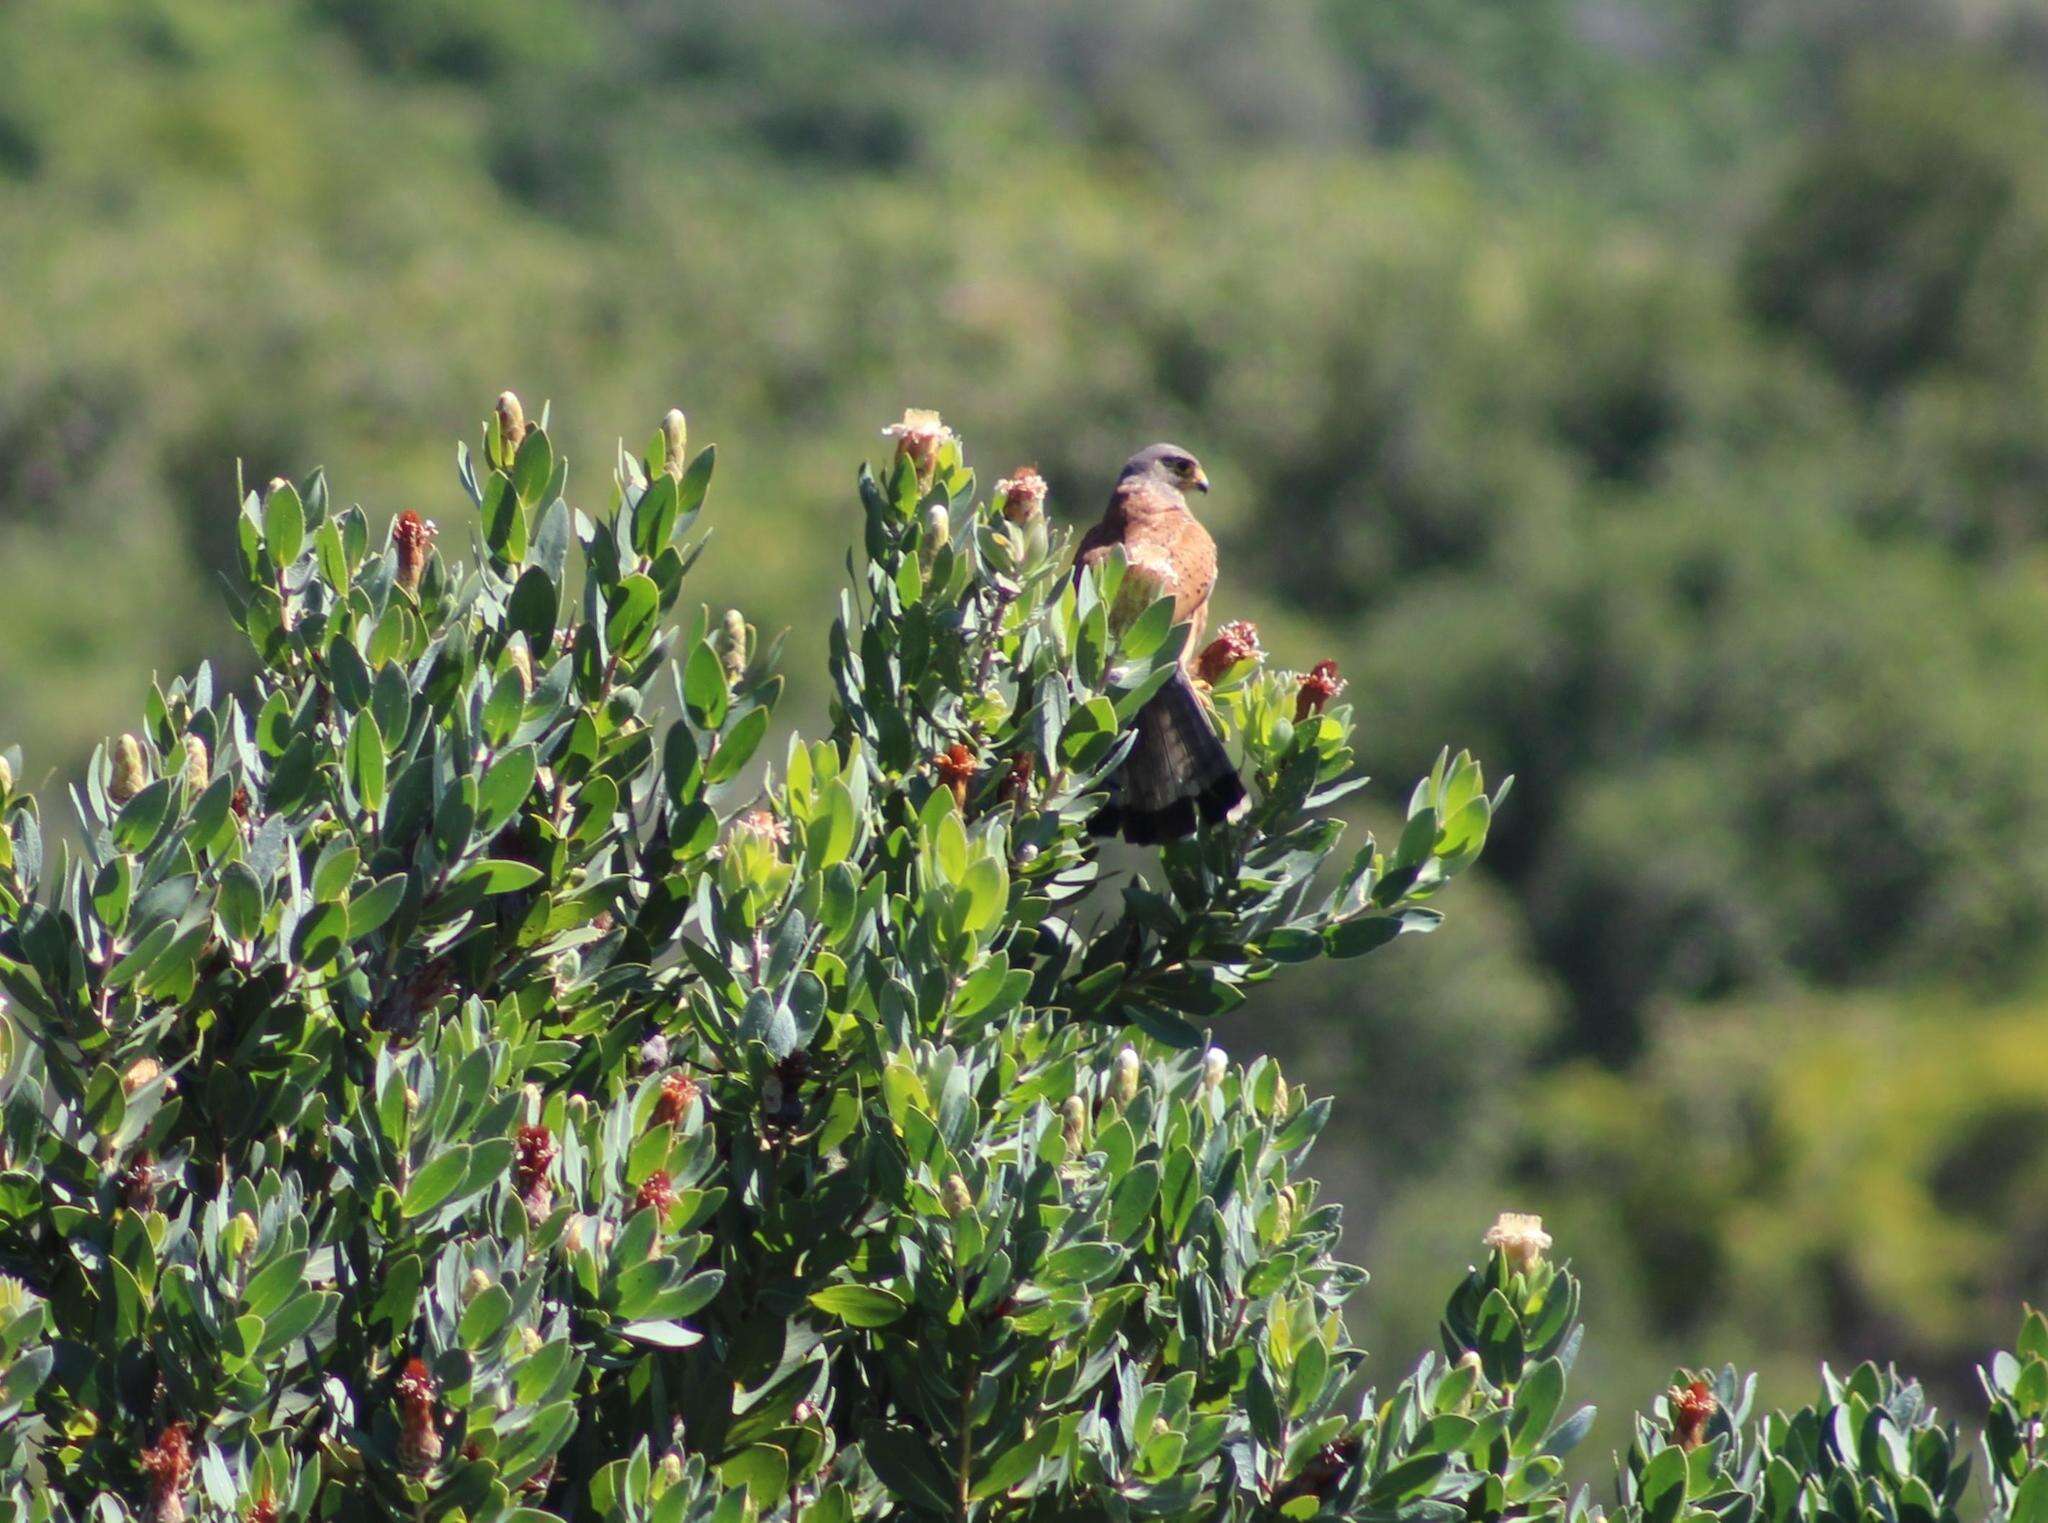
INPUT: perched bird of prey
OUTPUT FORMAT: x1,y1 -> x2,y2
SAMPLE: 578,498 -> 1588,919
1075,444 -> 1250,844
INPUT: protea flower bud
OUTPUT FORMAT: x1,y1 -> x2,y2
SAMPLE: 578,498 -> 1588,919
719,608 -> 749,687
563,1217 -> 586,1255
1195,620 -> 1262,686
1061,1094 -> 1087,1152
109,734 -> 148,804
245,1489 -> 280,1523
1482,1211 -> 1552,1274
227,1210 -> 259,1263
635,1171 -> 676,1220
520,1326 -> 543,1356
0,754 -> 14,797
933,744 -> 977,812
139,1420 -> 194,1522
1202,1047 -> 1227,1090
994,467 -> 1046,525
505,637 -> 533,698
921,502 -> 950,568
1294,660 -> 1346,722
1113,1045 -> 1141,1108
395,1357 -> 441,1476
403,1086 -> 420,1114
661,409 -> 688,481
180,735 -> 209,793
653,1070 -> 699,1127
1272,1074 -> 1289,1115
657,1452 -> 685,1491
881,408 -> 954,485
1668,1378 -> 1717,1451
942,1173 -> 973,1218
122,1057 -> 162,1095
1273,1185 -> 1297,1242
514,1124 -> 557,1220
463,1268 -> 492,1304
495,391 -> 528,459
392,510 -> 437,597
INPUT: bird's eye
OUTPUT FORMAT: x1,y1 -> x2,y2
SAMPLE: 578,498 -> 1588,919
1168,456 -> 1193,474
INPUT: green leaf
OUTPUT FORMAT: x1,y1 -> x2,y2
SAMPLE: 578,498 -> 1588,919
347,712 -> 386,814
808,1285 -> 906,1328
264,481 -> 305,566
1040,1241 -> 1123,1286
402,1148 -> 472,1216
112,780 -> 173,853
216,863 -> 265,943
347,874 -> 407,940
674,443 -> 716,517
310,841 -> 360,904
454,859 -> 543,894
292,900 -> 349,970
684,641 -> 729,730
458,1285 -> 514,1351
703,708 -> 769,786
605,573 -> 661,659
477,745 -> 538,835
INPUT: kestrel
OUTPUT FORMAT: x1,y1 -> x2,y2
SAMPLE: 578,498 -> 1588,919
1075,444 -> 1249,843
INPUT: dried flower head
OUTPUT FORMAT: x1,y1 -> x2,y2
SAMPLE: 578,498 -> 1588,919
882,408 -> 955,479
395,1357 -> 441,1476
994,467 -> 1047,525
933,744 -> 978,811
661,408 -> 688,480
1195,620 -> 1262,686
109,734 -> 148,805
1668,1378 -> 1717,1451
514,1124 -> 558,1219
392,510 -> 438,597
1482,1211 -> 1552,1274
999,750 -> 1036,809
1294,660 -> 1347,722
139,1421 -> 194,1522
121,1154 -> 159,1212
653,1070 -> 700,1127
180,735 -> 209,793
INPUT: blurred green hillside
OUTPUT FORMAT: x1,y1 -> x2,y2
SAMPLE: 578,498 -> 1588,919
8,0 -> 2048,1454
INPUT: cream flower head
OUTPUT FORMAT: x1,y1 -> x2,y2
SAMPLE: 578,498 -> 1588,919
1483,1211 -> 1552,1272
882,408 -> 955,474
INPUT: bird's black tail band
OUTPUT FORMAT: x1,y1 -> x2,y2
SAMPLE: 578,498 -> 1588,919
1090,669 -> 1249,845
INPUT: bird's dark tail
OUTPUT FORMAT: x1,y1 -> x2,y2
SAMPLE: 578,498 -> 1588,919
1091,669 -> 1250,845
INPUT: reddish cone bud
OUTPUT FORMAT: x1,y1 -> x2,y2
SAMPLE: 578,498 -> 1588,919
395,1357 -> 442,1476
1669,1378 -> 1717,1451
1195,620 -> 1262,685
392,511 -> 438,597
653,1070 -> 700,1127
636,1170 -> 676,1220
994,467 -> 1047,525
1294,660 -> 1346,722
933,744 -> 978,811
514,1124 -> 558,1220
139,1421 -> 194,1523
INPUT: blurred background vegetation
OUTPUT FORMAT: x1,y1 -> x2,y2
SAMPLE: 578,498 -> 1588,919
7,0 -> 2048,1460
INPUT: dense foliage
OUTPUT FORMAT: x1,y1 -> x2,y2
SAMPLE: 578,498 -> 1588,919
9,402 -> 2048,1522
9,0 -> 2048,1446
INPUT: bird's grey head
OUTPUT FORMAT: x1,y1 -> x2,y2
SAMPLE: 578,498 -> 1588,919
1119,442 -> 1209,496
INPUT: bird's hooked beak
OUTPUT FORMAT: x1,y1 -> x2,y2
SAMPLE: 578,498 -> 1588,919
1190,464 -> 1210,493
